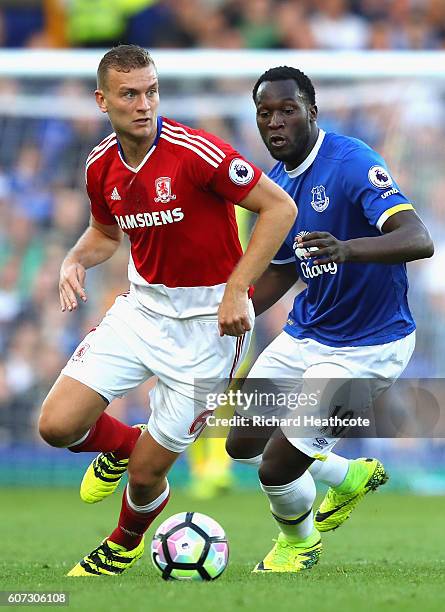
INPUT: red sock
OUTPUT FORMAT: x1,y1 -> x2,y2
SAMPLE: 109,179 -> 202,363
109,486 -> 170,549
68,413 -> 142,459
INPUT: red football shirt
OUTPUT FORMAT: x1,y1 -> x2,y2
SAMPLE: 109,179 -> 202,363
85,116 -> 262,317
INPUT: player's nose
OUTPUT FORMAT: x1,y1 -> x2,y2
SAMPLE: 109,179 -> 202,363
137,93 -> 151,111
268,111 -> 284,129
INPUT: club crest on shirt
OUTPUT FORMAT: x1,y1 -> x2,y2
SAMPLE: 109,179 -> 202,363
311,185 -> 330,212
154,176 -> 177,204
368,165 -> 393,189
229,158 -> 254,185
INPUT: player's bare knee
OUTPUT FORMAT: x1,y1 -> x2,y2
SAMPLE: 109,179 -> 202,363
226,431 -> 265,460
225,442 -> 261,466
128,475 -> 161,497
38,407 -> 85,447
128,465 -> 163,491
225,436 -> 242,459
258,456 -> 279,485
38,414 -> 73,447
259,454 -> 308,486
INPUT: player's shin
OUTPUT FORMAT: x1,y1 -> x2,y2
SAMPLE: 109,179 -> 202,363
260,471 -> 318,544
109,483 -> 170,550
67,481 -> 169,576
254,471 -> 322,572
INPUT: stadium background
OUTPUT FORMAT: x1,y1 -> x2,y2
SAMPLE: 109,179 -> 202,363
0,2 -> 445,500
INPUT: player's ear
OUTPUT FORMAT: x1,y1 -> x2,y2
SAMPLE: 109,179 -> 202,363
309,104 -> 318,122
95,89 -> 108,114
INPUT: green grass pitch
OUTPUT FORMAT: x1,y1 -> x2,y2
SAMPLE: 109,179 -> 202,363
0,488 -> 443,612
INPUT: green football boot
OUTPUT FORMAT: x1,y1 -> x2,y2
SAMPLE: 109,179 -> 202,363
253,530 -> 322,573
315,457 -> 388,532
67,538 -> 144,576
80,424 -> 146,504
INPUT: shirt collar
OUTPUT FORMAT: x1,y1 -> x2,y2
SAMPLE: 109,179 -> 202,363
117,116 -> 163,173
284,128 -> 325,178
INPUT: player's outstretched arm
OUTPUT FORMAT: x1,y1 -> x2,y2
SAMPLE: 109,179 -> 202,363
218,174 -> 297,336
253,263 -> 297,316
298,210 -> 434,266
59,217 -> 122,312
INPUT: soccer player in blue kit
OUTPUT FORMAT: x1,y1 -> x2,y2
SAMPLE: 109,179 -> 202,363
226,66 -> 434,573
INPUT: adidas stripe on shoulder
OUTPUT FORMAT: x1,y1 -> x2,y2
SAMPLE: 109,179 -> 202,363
160,121 -> 225,169
85,135 -> 117,183
86,132 -> 116,162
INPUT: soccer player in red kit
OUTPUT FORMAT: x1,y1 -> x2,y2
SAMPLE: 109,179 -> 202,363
37,45 -> 296,576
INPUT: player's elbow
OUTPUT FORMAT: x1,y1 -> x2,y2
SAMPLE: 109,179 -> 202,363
423,234 -> 434,259
417,228 -> 434,259
267,193 -> 297,235
267,180 -> 297,222
423,239 -> 434,259
402,222 -> 434,261
280,193 -> 298,224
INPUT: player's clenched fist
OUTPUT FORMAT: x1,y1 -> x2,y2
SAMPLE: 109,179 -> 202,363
218,286 -> 252,337
59,259 -> 87,312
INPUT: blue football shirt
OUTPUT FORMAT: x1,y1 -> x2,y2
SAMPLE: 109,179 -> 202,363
271,129 -> 416,347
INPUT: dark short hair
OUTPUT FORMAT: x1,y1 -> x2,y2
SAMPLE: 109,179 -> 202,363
252,66 -> 316,106
97,45 -> 155,89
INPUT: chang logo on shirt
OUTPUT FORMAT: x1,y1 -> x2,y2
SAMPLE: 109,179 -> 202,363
293,231 -> 338,280
311,185 -> 330,212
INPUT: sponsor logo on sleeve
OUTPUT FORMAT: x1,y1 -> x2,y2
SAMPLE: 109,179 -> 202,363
368,165 -> 393,189
229,158 -> 254,185
381,187 -> 400,199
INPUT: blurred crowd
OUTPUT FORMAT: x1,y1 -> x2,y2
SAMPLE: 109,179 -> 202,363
0,0 -> 444,50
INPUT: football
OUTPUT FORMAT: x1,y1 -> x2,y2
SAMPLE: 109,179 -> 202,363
151,512 -> 229,581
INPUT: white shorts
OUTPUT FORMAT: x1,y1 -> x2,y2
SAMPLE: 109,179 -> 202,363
62,290 -> 252,453
246,331 -> 415,459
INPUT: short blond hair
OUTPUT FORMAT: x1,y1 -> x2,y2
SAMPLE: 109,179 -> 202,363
97,45 -> 155,89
